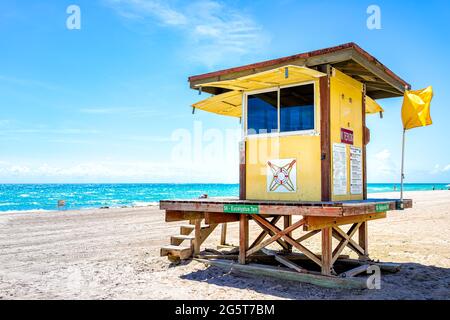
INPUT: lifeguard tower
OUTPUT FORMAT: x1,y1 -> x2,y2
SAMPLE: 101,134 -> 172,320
160,43 -> 412,288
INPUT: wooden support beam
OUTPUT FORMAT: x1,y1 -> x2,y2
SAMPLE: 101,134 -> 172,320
199,224 -> 218,246
205,212 -> 239,224
251,215 -> 322,267
319,70 -> 331,201
284,215 -> 293,252
250,216 -> 281,250
220,223 -> 227,246
195,258 -> 367,289
331,223 -> 361,264
340,264 -> 370,278
165,210 -> 204,222
239,141 -> 246,200
304,212 -> 385,231
295,229 -> 320,243
251,216 -> 289,251
321,227 -> 333,276
261,248 -> 307,273
337,259 -> 401,273
362,86 -> 368,200
332,227 -> 365,256
193,219 -> 201,255
239,214 -> 249,264
359,221 -> 369,260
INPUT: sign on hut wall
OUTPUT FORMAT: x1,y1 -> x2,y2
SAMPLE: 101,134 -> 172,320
267,158 -> 297,193
333,143 -> 347,195
350,146 -> 363,195
341,128 -> 354,145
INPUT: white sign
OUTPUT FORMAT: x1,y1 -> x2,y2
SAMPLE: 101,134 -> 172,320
333,143 -> 347,195
267,158 -> 297,193
350,146 -> 363,195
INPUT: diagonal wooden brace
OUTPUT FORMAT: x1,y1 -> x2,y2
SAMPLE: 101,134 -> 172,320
332,225 -> 365,257
250,215 -> 322,267
331,223 -> 361,264
251,216 -> 289,251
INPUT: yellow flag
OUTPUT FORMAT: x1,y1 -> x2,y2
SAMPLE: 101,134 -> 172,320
401,86 -> 433,130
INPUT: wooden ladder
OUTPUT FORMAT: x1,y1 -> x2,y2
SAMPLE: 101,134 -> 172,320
160,222 -> 219,262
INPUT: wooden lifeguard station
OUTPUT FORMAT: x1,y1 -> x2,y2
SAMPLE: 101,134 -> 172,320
160,43 -> 412,288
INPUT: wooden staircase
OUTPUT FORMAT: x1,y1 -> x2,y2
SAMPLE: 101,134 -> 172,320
160,222 -> 219,262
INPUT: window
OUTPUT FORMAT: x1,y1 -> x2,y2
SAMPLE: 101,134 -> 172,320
280,84 -> 314,132
246,83 -> 315,136
247,91 -> 278,135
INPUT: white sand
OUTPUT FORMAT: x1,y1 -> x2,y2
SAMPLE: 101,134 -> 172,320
0,190 -> 449,300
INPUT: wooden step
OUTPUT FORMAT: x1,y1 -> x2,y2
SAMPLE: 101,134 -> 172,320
180,224 -> 210,235
160,245 -> 192,260
171,235 -> 195,246
180,225 -> 194,235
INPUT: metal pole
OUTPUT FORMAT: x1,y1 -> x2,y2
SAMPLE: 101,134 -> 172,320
400,128 -> 406,206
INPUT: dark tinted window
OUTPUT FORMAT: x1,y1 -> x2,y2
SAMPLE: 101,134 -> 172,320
280,84 -> 314,132
247,91 -> 278,135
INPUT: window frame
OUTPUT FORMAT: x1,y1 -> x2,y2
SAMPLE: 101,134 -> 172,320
243,81 -> 317,139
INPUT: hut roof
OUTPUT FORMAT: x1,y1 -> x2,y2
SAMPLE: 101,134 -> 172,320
188,42 -> 410,100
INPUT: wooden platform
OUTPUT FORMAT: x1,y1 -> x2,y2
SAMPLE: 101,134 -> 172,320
160,198 -> 412,217
159,197 -> 411,289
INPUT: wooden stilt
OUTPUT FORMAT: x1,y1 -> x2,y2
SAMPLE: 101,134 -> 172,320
193,219 -> 201,255
358,221 -> 369,260
321,227 -> 332,276
284,215 -> 292,252
239,214 -> 249,264
220,223 -> 227,246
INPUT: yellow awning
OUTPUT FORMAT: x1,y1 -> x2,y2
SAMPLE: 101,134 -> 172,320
193,91 -> 242,118
195,65 -> 326,91
192,66 -> 386,118
366,96 -> 384,115
194,91 -> 387,119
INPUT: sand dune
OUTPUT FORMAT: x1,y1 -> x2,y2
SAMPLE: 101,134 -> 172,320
0,190 -> 449,299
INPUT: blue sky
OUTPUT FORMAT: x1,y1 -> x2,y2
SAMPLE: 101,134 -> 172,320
0,0 -> 449,183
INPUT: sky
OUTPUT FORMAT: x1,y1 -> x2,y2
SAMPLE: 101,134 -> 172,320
0,0 -> 449,184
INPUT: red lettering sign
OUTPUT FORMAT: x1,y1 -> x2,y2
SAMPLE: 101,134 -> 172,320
341,128 -> 354,145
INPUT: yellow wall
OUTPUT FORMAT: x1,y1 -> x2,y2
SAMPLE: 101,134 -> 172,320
330,68 -> 364,201
244,72 -> 366,202
245,135 -> 322,201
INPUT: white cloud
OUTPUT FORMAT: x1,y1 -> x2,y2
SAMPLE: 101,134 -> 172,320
79,107 -> 159,117
375,149 -> 391,161
0,160 -> 238,183
104,0 -> 270,67
368,149 -> 398,182
107,0 -> 188,26
430,163 -> 450,174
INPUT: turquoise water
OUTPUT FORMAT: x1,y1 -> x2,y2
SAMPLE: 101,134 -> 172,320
0,183 -> 448,212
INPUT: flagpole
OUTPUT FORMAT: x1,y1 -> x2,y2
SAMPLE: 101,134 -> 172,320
400,128 -> 406,208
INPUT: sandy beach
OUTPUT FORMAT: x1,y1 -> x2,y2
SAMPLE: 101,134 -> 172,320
0,190 -> 449,300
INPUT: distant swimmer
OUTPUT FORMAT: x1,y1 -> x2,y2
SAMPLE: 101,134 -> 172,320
393,185 -> 397,191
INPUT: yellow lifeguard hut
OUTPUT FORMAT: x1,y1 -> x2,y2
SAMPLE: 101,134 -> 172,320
160,43 -> 413,288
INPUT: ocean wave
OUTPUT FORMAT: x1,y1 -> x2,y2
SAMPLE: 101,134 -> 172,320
0,202 -> 19,206
0,209 -> 54,214
132,201 -> 158,207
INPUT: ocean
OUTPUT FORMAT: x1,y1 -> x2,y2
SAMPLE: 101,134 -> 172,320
0,183 -> 448,213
